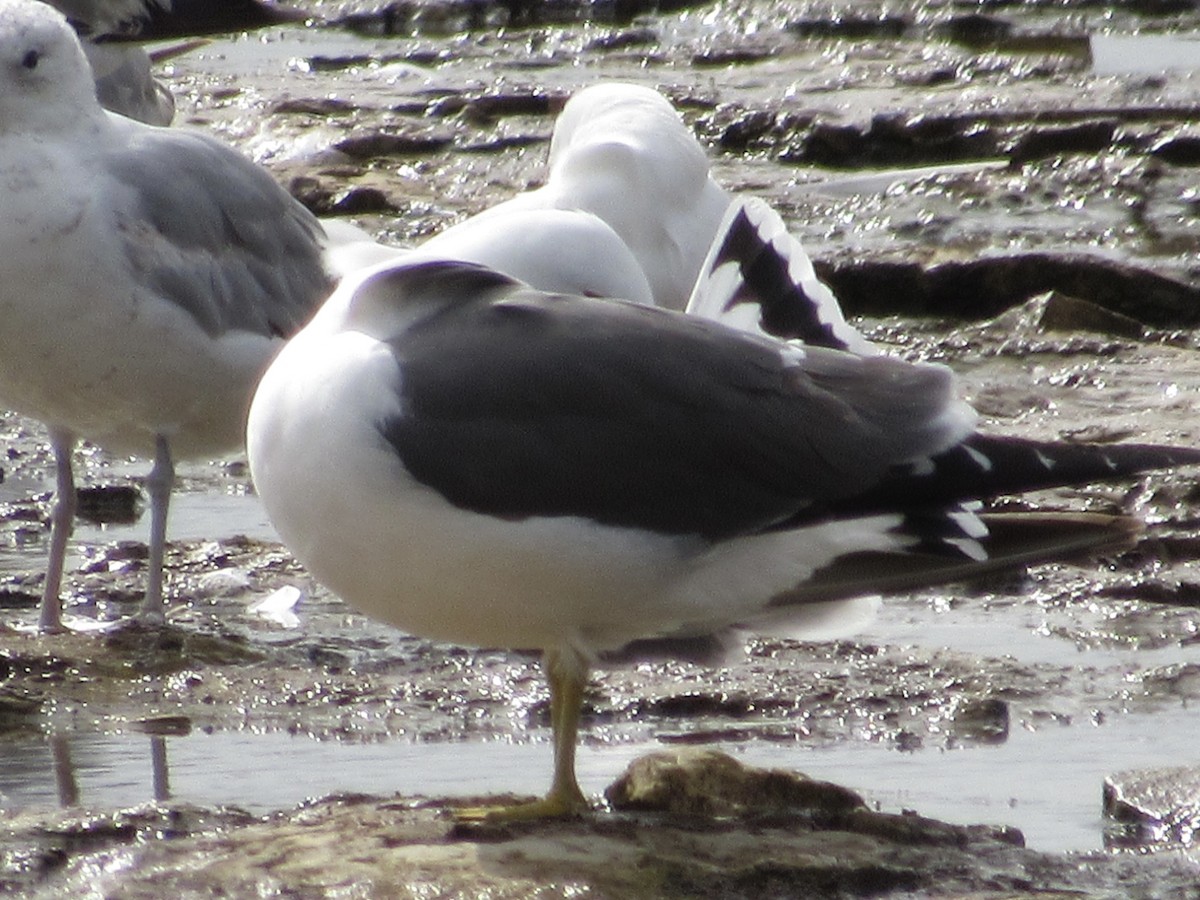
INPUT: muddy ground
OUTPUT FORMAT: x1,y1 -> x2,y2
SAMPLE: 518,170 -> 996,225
2,0 -> 1200,896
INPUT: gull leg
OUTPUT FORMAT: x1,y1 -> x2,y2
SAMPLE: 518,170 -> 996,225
457,645 -> 591,822
38,428 -> 76,632
139,434 -> 174,624
543,645 -> 590,814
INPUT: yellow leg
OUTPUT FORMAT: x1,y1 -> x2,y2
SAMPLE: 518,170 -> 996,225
456,646 -> 591,822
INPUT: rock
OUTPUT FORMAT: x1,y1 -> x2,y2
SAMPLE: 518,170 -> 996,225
1008,121 -> 1118,167
817,253 -> 1200,326
333,130 -> 454,160
787,14 -> 910,40
1150,133 -> 1200,166
75,485 -> 141,526
790,114 -> 999,168
1033,291 -> 1147,338
948,696 -> 1010,745
605,748 -> 864,819
1103,765 -> 1200,848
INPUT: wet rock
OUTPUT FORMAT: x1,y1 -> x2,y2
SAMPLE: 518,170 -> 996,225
1150,133 -> 1200,166
101,619 -> 265,674
787,13 -> 910,40
327,186 -> 397,214
817,253 -> 1200,325
0,588 -> 39,610
305,52 -> 417,72
932,13 -> 1014,49
272,96 -> 358,116
948,696 -> 1010,745
605,748 -> 865,819
1008,121 -> 1119,167
1033,290 -> 1147,338
713,108 -> 782,152
692,45 -> 775,67
427,90 -> 559,123
1103,765 -> 1200,848
788,113 -> 998,169
1097,573 -> 1200,607
333,129 -> 454,159
75,485 -> 140,526
584,27 -> 658,52
933,14 -> 1090,58
131,715 -> 193,736
0,684 -> 43,729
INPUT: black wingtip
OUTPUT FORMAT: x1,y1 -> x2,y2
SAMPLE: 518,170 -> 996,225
848,434 -> 1200,515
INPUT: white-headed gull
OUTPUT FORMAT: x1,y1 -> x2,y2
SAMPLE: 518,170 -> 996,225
444,83 -> 732,312
0,0 -> 339,631
418,83 -> 874,358
48,0 -> 305,125
246,254 -> 1200,819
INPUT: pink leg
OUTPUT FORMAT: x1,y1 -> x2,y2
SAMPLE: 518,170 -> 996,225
38,428 -> 76,633
138,434 -> 174,623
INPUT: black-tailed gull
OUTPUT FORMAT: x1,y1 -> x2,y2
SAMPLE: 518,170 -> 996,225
246,254 -> 1200,819
0,0 -> 340,631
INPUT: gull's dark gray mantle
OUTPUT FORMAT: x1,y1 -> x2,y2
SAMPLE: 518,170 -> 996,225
376,260 -> 1200,567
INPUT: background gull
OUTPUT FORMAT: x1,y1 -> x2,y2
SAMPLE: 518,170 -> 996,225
45,0 -> 305,124
0,0 -> 342,631
417,83 -> 872,356
246,254 -> 1200,819
442,83 -> 733,312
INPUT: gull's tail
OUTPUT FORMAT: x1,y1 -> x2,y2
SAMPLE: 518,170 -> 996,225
832,434 -> 1200,519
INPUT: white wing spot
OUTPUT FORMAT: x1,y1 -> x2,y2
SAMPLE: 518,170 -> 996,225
964,445 -> 994,472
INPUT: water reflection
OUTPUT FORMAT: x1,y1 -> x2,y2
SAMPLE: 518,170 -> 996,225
32,733 -> 172,809
5,705 -> 1198,854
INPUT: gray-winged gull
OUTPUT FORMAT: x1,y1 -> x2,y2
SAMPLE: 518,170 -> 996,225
246,253 -> 1200,819
0,0 -> 341,631
48,0 -> 305,125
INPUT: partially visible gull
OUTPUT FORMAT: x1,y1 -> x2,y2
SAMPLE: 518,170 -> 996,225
246,253 -> 1200,820
0,0 -> 342,631
47,0 -> 300,38
418,83 -> 874,358
444,83 -> 732,312
47,0 -> 305,125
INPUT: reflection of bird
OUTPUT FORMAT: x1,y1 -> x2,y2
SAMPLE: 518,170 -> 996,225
0,0 -> 338,631
247,253 -> 1200,820
46,0 -> 305,124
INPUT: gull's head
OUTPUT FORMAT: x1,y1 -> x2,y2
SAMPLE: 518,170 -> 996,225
0,0 -> 99,133
313,256 -> 524,344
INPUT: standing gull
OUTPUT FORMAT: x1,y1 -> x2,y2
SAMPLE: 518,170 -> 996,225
246,255 -> 1200,819
0,0 -> 336,631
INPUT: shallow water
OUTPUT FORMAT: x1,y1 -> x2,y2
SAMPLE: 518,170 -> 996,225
4,1 -> 1200,892
1,701 -> 1196,853
1091,33 -> 1200,76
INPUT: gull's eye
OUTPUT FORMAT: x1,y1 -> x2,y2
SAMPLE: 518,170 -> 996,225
21,49 -> 39,70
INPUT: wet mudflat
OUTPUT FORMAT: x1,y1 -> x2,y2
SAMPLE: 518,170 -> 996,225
3,0 -> 1200,896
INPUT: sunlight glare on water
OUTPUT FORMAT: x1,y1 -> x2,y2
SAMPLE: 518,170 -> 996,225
2,704 -> 1197,853
1091,33 -> 1200,75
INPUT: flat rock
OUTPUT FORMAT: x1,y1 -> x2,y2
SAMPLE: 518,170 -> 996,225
1103,765 -> 1200,848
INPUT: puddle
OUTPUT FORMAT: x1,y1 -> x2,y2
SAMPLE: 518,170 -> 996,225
2,704 -> 1196,854
1091,32 -> 1200,75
